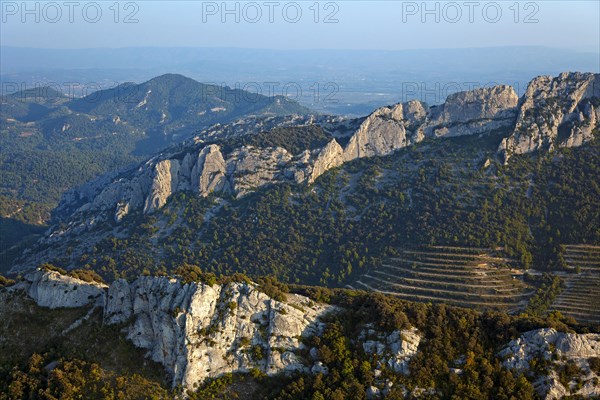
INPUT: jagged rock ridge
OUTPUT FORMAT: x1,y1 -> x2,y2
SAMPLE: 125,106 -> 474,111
29,72 -> 600,245
21,269 -> 422,390
49,85 -> 520,225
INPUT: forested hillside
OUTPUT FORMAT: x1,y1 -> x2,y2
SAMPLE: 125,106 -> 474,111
14,128 -> 598,289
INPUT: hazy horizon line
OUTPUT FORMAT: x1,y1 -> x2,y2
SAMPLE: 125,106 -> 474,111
2,44 -> 598,54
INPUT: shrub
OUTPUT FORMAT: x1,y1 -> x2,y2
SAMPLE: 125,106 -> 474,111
41,263 -> 67,275
250,345 -> 264,361
68,269 -> 106,284
256,276 -> 289,302
174,264 -> 217,286
589,357 -> 600,375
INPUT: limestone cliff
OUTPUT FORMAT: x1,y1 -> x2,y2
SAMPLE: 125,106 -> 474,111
21,269 -> 334,388
191,144 -> 228,194
23,269 -> 389,389
102,276 -> 334,388
307,139 -> 344,184
425,85 -> 518,137
26,269 -> 106,309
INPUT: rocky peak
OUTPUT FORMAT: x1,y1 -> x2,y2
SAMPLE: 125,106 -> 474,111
499,72 -> 600,162
343,100 -> 427,162
191,144 -> 228,194
307,139 -> 344,184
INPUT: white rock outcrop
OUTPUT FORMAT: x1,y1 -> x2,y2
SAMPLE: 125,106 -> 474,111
425,85 -> 518,137
23,269 -> 336,389
307,139 -> 344,184
359,325 -> 421,374
144,159 -> 180,213
343,100 -> 427,162
104,276 -> 333,388
26,269 -> 107,309
499,328 -> 600,399
191,144 -> 228,194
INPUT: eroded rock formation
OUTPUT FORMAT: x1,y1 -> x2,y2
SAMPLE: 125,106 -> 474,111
499,328 -> 600,399
499,72 -> 600,162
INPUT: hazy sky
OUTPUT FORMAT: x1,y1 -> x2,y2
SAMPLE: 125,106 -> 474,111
1,1 -> 599,52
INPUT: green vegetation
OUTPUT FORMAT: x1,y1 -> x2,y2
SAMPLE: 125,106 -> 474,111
256,276 -> 289,303
556,360 -> 583,389
174,263 -> 218,286
524,274 -> 564,317
250,345 -> 265,362
218,125 -> 331,155
39,264 -> 105,284
589,357 -> 600,375
0,291 -> 167,390
266,287 -> 581,399
67,269 -> 106,284
2,354 -> 170,400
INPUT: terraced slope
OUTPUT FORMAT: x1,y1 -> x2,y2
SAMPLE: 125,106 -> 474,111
550,245 -> 600,325
350,246 -> 533,313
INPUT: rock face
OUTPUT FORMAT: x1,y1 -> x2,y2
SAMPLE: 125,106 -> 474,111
191,144 -> 228,194
499,328 -> 600,399
343,100 -> 427,161
359,325 -> 421,375
22,269 -> 339,389
144,159 -> 180,213
104,276 -> 332,388
307,139 -> 344,184
25,269 -> 107,309
499,72 -> 600,162
425,85 -> 518,137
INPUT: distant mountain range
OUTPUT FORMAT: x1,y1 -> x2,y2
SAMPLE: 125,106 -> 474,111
2,46 -> 599,115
